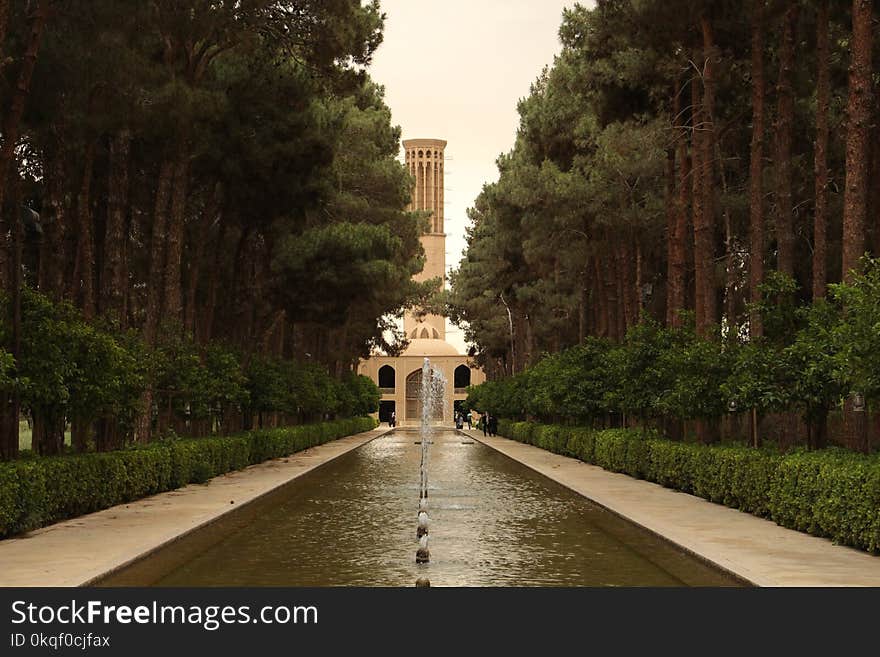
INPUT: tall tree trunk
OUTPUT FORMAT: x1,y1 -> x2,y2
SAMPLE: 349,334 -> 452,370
694,19 -> 720,447
667,77 -> 689,328
522,311 -> 534,367
142,158 -> 174,346
843,0 -> 873,454
225,226 -> 252,344
162,147 -> 190,324
38,131 -> 68,301
122,208 -> 132,326
842,0 -> 872,283
579,268 -> 588,342
665,144 -> 678,324
0,1 -> 8,64
0,0 -> 49,216
749,0 -> 766,337
720,159 -> 737,341
813,0 -> 830,300
135,158 -> 175,444
594,257 -> 609,338
200,219 -> 227,344
74,141 -> 97,320
677,82 -> 691,327
185,187 -> 221,336
614,242 -> 629,336
698,16 -> 718,334
635,242 -> 643,317
0,166 -> 23,459
774,1 -> 798,279
101,129 -> 132,324
870,125 -> 880,257
691,57 -> 710,336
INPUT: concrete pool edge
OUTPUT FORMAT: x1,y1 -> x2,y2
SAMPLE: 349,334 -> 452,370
0,427 -> 391,587
462,429 -> 880,587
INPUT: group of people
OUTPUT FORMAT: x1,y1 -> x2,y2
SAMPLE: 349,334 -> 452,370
449,409 -> 499,436
446,411 -> 498,436
385,408 -> 496,436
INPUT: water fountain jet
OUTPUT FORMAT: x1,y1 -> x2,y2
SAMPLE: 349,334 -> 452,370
415,357 -> 446,566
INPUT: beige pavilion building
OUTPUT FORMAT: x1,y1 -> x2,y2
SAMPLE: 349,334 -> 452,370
358,138 -> 484,425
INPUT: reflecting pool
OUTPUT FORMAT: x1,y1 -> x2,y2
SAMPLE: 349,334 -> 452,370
99,430 -> 742,586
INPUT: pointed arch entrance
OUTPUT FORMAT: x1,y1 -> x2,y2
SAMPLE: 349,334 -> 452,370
405,369 -> 445,422
454,364 -> 471,389
377,365 -> 395,389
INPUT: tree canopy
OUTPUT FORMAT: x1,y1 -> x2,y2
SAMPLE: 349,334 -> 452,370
0,0 -> 421,457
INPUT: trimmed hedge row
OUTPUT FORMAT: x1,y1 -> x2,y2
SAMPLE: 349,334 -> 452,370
498,419 -> 880,554
0,417 -> 377,539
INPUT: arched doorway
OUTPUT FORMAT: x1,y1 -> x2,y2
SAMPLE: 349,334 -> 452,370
405,369 -> 445,422
378,365 -> 395,390
379,400 -> 395,424
454,364 -> 471,390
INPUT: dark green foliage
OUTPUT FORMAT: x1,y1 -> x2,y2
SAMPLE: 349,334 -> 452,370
0,289 -> 381,450
603,321 -> 677,421
341,374 -> 382,418
829,259 -> 880,401
0,289 -> 149,450
0,417 -> 376,538
471,319 -> 735,425
497,419 -> 880,554
472,262 -> 880,442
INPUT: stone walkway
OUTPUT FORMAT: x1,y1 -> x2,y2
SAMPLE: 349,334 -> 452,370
0,427 -> 389,587
463,429 -> 880,586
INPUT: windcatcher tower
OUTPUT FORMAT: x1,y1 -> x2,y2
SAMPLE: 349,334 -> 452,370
403,138 -> 447,343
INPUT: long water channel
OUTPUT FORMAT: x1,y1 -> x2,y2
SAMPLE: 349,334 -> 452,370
99,429 -> 742,586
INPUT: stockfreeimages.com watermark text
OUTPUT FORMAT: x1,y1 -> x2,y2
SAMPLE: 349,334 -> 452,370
10,599 -> 318,634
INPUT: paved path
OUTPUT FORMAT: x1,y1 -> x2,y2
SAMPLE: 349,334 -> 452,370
463,429 -> 880,586
0,427 -> 389,587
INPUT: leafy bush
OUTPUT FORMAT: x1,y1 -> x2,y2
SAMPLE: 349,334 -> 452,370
0,417 -> 376,538
496,420 -> 880,553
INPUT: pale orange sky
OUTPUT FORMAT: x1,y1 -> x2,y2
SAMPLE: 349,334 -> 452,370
370,0 -> 589,350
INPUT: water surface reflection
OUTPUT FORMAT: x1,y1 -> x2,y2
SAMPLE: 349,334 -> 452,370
101,430 -> 741,586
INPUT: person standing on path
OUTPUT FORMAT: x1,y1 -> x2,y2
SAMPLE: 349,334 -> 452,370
488,414 -> 498,437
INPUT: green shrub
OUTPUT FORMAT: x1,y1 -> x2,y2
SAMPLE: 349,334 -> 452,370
768,451 -> 824,534
644,440 -> 696,493
0,417 -> 376,539
497,420 -> 880,554
566,427 -> 596,462
594,429 -> 632,473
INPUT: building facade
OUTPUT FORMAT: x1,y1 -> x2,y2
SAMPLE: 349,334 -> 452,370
357,138 -> 485,424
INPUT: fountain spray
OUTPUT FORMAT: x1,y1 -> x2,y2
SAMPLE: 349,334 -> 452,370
416,358 -> 432,565
415,357 -> 446,574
